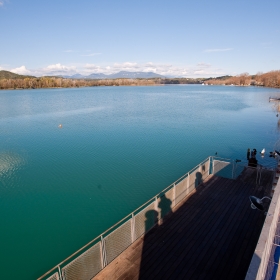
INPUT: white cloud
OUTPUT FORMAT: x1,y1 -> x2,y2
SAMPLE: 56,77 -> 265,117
11,66 -> 32,75
83,62 -> 218,77
203,48 -> 233,53
84,62 -> 142,74
64,50 -> 74,53
9,63 -> 77,76
40,63 -> 77,76
6,61 -> 226,78
44,63 -> 73,71
193,70 -> 224,76
84,64 -> 104,73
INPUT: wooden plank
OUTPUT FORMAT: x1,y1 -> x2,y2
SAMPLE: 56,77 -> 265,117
139,177 -> 247,278
139,178 -> 238,279
224,175 -> 271,279
176,178 -> 252,279
184,181 -> 256,279
209,186 -> 263,279
131,177 -> 225,274
93,169 -> 273,280
138,177 -> 231,278
196,170 -> 267,279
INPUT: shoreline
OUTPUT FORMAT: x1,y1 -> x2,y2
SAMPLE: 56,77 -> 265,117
1,83 -> 280,91
0,84 -> 166,91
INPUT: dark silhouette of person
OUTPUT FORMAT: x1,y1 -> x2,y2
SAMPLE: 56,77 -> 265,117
247,148 -> 250,160
253,149 -> 257,156
139,196 -> 172,279
251,150 -> 255,158
158,194 -> 172,222
144,209 -> 158,233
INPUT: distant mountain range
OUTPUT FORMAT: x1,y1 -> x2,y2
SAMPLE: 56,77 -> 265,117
0,70 -> 172,80
61,71 -> 166,79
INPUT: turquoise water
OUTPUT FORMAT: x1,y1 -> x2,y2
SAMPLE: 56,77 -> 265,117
0,85 -> 280,279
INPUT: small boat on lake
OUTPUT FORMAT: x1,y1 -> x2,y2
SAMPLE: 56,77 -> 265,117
269,97 -> 280,102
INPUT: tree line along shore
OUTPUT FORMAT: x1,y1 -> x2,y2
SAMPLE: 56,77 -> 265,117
0,70 -> 279,90
205,70 -> 280,88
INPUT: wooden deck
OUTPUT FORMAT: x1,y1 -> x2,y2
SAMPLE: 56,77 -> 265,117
94,168 -> 273,280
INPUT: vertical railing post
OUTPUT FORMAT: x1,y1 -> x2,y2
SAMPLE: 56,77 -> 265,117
232,160 -> 235,179
101,235 -> 107,268
187,172 -> 190,194
58,266 -> 63,280
172,183 -> 176,208
212,157 -> 215,175
131,213 -> 135,243
39,155 -> 224,280
154,196 -> 160,224
199,164 -> 202,185
208,157 -> 211,177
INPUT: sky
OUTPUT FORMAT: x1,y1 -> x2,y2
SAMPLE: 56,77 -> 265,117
0,0 -> 279,78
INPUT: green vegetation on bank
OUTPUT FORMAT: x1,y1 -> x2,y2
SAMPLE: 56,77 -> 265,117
0,70 -> 279,90
160,78 -> 205,84
0,70 -> 35,80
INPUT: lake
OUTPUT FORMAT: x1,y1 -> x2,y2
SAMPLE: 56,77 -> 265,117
0,85 -> 280,279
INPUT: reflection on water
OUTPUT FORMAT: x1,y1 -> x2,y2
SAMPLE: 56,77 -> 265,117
0,105 -> 111,123
0,152 -> 25,177
0,85 -> 280,279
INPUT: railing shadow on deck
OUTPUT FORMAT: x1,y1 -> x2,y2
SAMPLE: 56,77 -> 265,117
137,170 -> 270,280
137,174 -> 211,280
38,157 -> 215,280
38,156 -> 275,280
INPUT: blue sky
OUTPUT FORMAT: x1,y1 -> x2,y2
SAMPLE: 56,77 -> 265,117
0,0 -> 279,77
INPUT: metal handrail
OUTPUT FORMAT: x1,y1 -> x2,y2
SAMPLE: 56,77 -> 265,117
38,155 -> 279,279
211,155 -> 233,162
37,155 -> 216,279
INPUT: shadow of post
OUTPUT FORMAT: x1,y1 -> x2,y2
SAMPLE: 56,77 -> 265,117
195,171 -> 203,188
202,164 -> 206,174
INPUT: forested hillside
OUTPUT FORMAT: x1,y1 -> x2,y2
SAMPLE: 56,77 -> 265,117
0,70 -> 35,80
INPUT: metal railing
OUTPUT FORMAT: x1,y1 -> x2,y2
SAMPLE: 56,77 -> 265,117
39,156 -> 260,280
212,156 -> 276,184
245,161 -> 280,280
